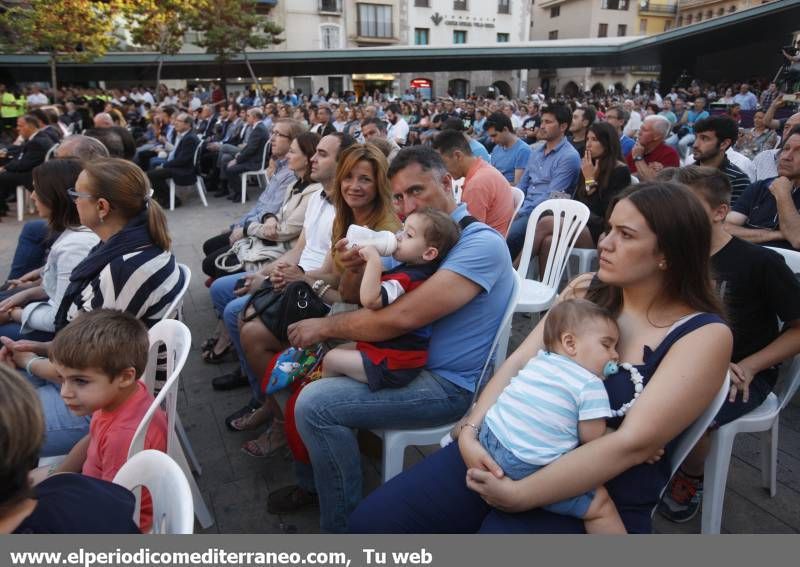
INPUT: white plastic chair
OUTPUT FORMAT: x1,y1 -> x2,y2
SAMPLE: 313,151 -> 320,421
44,143 -> 59,161
765,246 -> 800,277
507,186 -> 525,238
240,141 -> 271,204
372,272 -> 521,483
138,319 -> 214,529
113,450 -> 194,534
162,263 -> 191,322
516,199 -> 590,314
653,372 -> 730,518
701,355 -> 800,533
452,177 -> 465,203
168,142 -> 208,211
567,248 -> 598,281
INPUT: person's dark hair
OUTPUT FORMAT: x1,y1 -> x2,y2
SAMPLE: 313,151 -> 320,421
585,182 -> 724,320
694,115 -> 739,148
441,117 -> 466,132
31,160 -> 83,233
484,111 -> 513,133
608,105 -> 629,123
20,114 -> 41,129
360,117 -> 387,132
779,124 -> 800,149
575,122 -> 622,196
82,158 -> 171,250
543,299 -> 617,353
50,309 -> 149,380
0,366 -> 44,513
657,165 -> 732,208
327,132 -> 356,159
542,103 -> 572,126
109,126 -> 136,160
576,106 -> 596,128
386,103 -> 401,114
84,127 -> 125,158
410,207 -> 461,260
294,131 -> 321,185
432,129 -> 472,156
367,138 -> 393,159
388,145 -> 448,181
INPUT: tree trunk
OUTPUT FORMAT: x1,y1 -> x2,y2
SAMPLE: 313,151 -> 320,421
49,55 -> 58,97
219,59 -> 227,98
156,56 -> 164,103
243,51 -> 261,95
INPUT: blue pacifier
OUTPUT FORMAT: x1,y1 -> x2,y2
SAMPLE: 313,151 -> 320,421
602,360 -> 619,378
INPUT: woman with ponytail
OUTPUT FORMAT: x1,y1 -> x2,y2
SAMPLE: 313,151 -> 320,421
0,157 -> 184,457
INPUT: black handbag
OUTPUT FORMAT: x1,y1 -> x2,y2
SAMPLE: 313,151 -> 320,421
243,279 -> 330,342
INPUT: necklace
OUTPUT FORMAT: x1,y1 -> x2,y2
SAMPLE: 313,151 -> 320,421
610,362 -> 644,418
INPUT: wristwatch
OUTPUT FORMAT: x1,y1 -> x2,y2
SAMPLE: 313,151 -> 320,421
633,155 -> 645,162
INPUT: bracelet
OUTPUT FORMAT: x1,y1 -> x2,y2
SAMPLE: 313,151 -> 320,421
460,422 -> 481,436
584,178 -> 595,185
311,279 -> 326,294
25,355 -> 46,378
317,284 -> 332,298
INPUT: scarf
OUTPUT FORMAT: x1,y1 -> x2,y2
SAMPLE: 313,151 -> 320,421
54,211 -> 156,330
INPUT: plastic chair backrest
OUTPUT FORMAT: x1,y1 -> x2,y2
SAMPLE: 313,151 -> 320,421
113,450 -> 194,534
192,140 -> 204,170
660,371 -> 730,501
162,264 -> 191,321
765,246 -> 800,278
471,272 -> 521,401
775,354 -> 800,414
133,319 -> 192,460
45,143 -> 59,161
507,187 -> 525,237
259,140 -> 271,170
517,199 -> 590,289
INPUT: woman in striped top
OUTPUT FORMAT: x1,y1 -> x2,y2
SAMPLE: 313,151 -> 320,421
0,158 -> 184,457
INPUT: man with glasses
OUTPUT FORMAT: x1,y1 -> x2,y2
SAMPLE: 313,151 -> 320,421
604,105 -> 635,157
145,112 -> 200,208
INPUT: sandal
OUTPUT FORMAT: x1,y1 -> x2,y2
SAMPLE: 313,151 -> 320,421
229,405 -> 273,432
200,337 -> 217,353
201,344 -> 234,364
241,421 -> 287,458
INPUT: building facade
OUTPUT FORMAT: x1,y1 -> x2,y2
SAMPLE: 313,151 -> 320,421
676,0 -> 777,27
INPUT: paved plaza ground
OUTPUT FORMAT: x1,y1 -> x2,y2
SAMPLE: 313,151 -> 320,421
2,186 -> 799,534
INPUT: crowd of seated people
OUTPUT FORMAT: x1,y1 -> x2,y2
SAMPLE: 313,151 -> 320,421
0,75 -> 799,535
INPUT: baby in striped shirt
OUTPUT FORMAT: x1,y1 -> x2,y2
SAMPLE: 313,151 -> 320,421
480,299 -> 625,533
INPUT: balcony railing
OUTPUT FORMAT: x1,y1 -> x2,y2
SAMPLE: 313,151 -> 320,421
454,1 -> 468,11
639,1 -> 677,14
319,0 -> 341,13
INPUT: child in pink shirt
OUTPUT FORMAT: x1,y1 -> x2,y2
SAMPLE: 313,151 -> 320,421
35,309 -> 166,532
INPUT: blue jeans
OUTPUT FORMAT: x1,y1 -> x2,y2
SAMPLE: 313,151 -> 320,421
26,374 -> 91,457
506,213 -> 531,260
678,134 -> 695,159
9,219 -> 50,280
0,321 -> 53,342
294,370 -> 472,533
209,273 -> 258,401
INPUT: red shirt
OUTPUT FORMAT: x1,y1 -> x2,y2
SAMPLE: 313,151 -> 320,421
626,142 -> 680,174
462,158 -> 515,235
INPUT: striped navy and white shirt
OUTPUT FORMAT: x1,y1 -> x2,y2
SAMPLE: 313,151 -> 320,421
721,157 -> 752,206
64,246 -> 184,329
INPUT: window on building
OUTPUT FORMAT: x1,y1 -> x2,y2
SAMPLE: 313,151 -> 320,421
454,0 -> 468,10
686,14 -> 692,24
548,30 -> 558,40
619,23 -> 628,36
453,30 -> 467,44
696,12 -> 702,22
550,6 -> 560,17
598,23 -> 608,37
357,3 -> 393,38
414,27 -> 430,45
639,19 -> 646,34
319,0 -> 341,12
677,15 -> 683,26
320,24 -> 341,49
717,7 -> 725,16
498,0 -> 511,14
664,20 -> 671,31
601,0 -> 629,9
728,5 -> 737,12
414,0 -> 430,6
497,33 -> 510,42
706,10 -> 713,19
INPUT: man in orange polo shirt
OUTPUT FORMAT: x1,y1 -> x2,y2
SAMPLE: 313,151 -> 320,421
432,129 -> 515,234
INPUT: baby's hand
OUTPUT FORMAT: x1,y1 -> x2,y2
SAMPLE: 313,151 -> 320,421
645,447 -> 665,464
358,246 -> 381,262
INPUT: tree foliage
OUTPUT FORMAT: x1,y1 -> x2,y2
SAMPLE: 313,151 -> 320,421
123,0 -> 203,57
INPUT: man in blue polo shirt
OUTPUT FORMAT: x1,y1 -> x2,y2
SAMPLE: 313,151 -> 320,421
486,111 -> 531,185
268,147 -> 515,533
506,103 -> 581,260
726,128 -> 800,251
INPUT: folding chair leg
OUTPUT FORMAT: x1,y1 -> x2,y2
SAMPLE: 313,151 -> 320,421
172,443 -> 214,528
169,181 -> 175,211
196,178 -> 208,207
176,416 -> 203,475
761,421 -> 779,497
16,186 -> 25,221
701,430 -> 735,534
241,175 -> 247,204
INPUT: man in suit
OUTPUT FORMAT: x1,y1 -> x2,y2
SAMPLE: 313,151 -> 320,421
219,107 -> 269,201
205,104 -> 247,196
0,114 -> 54,216
146,112 -> 200,208
196,104 -> 218,139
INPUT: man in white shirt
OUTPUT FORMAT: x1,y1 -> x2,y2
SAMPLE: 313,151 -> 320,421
385,103 -> 409,146
26,87 -> 48,108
